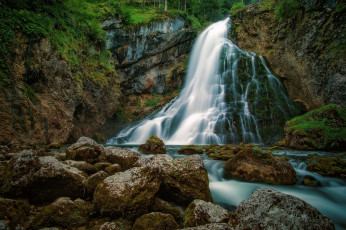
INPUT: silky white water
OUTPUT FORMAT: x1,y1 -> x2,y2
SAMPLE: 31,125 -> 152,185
108,18 -> 298,145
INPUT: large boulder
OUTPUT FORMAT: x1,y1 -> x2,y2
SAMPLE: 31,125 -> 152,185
64,160 -> 98,175
30,156 -> 87,203
224,146 -> 296,185
307,156 -> 346,177
132,212 -> 179,230
85,170 -> 109,196
138,135 -> 166,154
0,150 -> 87,203
228,188 -> 335,230
151,198 -> 184,226
184,199 -> 230,227
0,198 -> 30,229
0,150 -> 40,197
66,136 -> 107,163
181,223 -> 233,230
178,145 -> 204,155
93,166 -> 162,219
204,144 -> 243,161
151,154 -> 212,205
105,147 -> 140,170
31,197 -> 93,229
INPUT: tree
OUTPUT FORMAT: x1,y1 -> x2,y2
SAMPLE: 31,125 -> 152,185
165,0 -> 168,11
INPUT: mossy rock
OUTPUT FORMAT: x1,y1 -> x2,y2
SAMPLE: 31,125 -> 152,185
0,198 -> 30,229
178,145 -> 204,155
151,198 -> 184,226
138,135 -> 166,154
307,156 -> 346,177
132,212 -> 179,230
285,104 -> 346,151
224,146 -> 296,185
204,144 -> 243,161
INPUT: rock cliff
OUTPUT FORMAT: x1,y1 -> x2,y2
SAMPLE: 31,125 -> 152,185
0,17 -> 196,145
230,0 -> 345,110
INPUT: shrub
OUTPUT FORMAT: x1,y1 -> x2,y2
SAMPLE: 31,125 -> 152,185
274,0 -> 300,19
229,2 -> 245,14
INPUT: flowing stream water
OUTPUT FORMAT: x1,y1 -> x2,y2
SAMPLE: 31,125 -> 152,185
108,18 -> 298,145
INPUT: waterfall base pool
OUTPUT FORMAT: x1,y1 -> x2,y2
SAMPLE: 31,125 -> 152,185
113,145 -> 346,230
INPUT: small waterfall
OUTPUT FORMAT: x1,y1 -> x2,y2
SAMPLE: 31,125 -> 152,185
108,18 -> 298,145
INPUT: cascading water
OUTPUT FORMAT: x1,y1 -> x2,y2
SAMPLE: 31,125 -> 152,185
108,18 -> 299,145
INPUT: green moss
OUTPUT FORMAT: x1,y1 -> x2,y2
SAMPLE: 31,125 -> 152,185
274,0 -> 300,20
229,2 -> 245,15
307,156 -> 346,177
178,145 -> 204,155
260,0 -> 276,11
286,104 -> 346,150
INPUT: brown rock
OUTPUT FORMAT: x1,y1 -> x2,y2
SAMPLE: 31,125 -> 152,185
105,147 -> 140,170
94,162 -> 113,171
178,145 -> 204,155
151,198 -> 184,226
228,188 -> 334,230
105,163 -> 121,175
181,223 -> 233,230
132,212 -> 179,230
64,160 -> 98,175
184,199 -> 230,227
138,135 -> 166,154
224,146 -> 296,185
93,166 -> 162,219
85,170 -> 109,196
0,198 -> 30,229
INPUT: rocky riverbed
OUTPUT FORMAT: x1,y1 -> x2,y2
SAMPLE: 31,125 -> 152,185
0,136 -> 342,229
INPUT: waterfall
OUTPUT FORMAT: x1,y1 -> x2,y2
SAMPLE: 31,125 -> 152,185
108,18 -> 298,145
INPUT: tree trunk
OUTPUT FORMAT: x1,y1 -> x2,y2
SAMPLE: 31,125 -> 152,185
165,0 -> 167,11
184,0 -> 186,12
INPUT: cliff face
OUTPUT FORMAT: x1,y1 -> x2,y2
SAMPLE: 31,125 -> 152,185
0,35 -> 120,144
0,17 -> 196,144
230,0 -> 345,110
104,17 -> 196,95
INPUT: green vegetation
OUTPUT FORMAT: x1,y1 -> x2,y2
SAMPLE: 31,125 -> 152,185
307,156 -> 346,177
229,2 -> 245,14
144,96 -> 160,107
274,0 -> 300,19
286,104 -> 346,150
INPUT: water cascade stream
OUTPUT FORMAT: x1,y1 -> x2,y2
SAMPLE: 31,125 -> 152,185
108,18 -> 298,145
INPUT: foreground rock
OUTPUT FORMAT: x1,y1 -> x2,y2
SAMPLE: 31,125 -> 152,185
182,223 -> 233,230
151,198 -> 184,226
105,147 -> 140,170
0,150 -> 87,203
285,104 -> 346,151
0,198 -> 30,229
85,171 -> 109,197
64,160 -> 98,175
132,212 -> 179,230
150,154 -> 212,205
31,197 -> 93,228
138,135 -> 166,154
66,136 -> 107,163
184,199 -> 230,227
228,188 -> 335,230
224,146 -> 296,185
93,166 -> 162,219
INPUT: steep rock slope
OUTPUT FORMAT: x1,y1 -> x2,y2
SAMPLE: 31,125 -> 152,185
0,17 -> 196,145
230,0 -> 345,110
104,17 -> 196,94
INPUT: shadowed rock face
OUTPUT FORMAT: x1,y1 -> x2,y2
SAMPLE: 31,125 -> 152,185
229,188 -> 335,230
104,17 -> 196,95
230,2 -> 345,110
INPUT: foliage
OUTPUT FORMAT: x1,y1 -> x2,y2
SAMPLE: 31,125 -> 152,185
144,96 -> 160,107
229,2 -> 245,14
259,0 -> 276,11
274,0 -> 300,19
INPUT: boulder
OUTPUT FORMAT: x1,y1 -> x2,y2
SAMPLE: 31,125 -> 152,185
66,136 -> 107,163
178,145 -> 204,155
0,150 -> 40,197
151,198 -> 184,226
0,198 -> 30,229
228,188 -> 335,230
93,166 -> 162,219
91,218 -> 132,230
31,197 -> 93,228
181,223 -> 233,230
138,135 -> 166,154
30,156 -> 87,203
307,156 -> 346,177
184,199 -> 230,227
151,154 -> 212,205
132,212 -> 179,230
105,163 -> 122,175
0,151 -> 87,203
105,147 -> 140,170
224,146 -> 296,185
94,162 -> 113,171
85,171 -> 109,196
205,144 -> 243,161
64,160 -> 98,175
